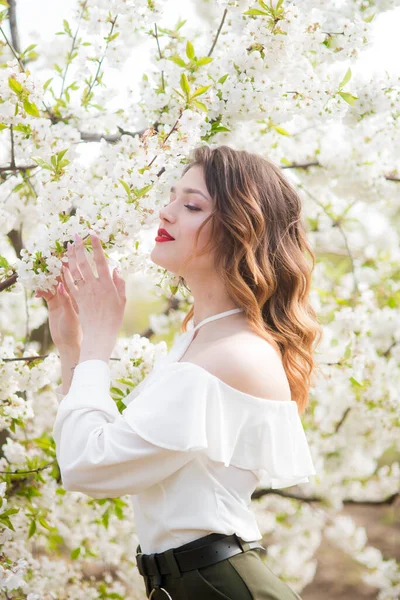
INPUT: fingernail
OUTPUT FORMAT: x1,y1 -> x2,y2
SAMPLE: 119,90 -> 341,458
58,282 -> 64,295
73,233 -> 81,244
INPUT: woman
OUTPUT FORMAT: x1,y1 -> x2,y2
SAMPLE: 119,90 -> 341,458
41,145 -> 322,599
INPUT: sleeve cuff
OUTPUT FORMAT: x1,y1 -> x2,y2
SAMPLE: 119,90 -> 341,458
55,360 -> 111,403
55,359 -> 119,418
70,359 -> 111,390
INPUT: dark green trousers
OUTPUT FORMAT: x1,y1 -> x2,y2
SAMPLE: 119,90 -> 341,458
136,533 -> 302,599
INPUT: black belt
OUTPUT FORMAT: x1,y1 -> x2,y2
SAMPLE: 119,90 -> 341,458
136,533 -> 266,583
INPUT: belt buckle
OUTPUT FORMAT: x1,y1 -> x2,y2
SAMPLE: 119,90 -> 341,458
136,552 -> 145,576
146,554 -> 173,600
149,587 -> 173,599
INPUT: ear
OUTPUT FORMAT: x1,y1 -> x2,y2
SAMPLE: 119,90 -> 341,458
112,268 -> 126,302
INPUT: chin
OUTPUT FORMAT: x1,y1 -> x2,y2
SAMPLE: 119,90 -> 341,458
150,246 -> 177,273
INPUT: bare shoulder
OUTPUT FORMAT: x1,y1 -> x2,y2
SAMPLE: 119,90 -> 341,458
192,332 -> 292,402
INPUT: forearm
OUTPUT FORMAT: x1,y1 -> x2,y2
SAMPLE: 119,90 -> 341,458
59,347 -> 81,395
79,336 -> 114,364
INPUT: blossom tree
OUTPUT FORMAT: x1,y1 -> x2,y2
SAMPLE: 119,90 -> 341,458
0,0 -> 399,598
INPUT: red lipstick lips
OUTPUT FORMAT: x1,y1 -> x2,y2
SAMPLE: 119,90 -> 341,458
156,228 -> 175,242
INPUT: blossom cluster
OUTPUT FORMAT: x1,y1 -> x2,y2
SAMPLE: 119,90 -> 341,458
0,0 -> 399,598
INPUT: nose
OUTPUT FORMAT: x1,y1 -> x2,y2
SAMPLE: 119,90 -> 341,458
158,203 -> 175,223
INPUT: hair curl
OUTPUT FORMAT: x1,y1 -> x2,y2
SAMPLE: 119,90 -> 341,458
176,144 -> 323,414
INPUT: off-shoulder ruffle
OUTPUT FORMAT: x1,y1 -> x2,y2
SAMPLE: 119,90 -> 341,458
122,362 -> 316,489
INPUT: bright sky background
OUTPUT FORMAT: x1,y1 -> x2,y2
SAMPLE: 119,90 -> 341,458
11,1 -> 400,90
3,1 -> 400,297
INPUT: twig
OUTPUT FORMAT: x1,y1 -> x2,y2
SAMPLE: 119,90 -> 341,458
84,15 -> 118,103
208,8 -> 228,56
299,184 -> 359,298
0,461 -> 56,475
252,488 -> 399,506
7,0 -> 20,53
60,0 -> 88,99
154,23 -> 165,93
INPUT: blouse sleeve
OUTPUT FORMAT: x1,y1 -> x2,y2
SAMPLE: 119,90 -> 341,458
52,360 -> 201,498
52,360 -> 316,499
119,363 -> 316,489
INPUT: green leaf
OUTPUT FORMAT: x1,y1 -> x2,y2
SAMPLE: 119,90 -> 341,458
218,74 -> 229,84
364,12 -> 375,23
339,68 -> 352,90
274,125 -> 291,136
186,40 -> 195,60
243,9 -> 268,16
116,377 -> 135,387
107,32 -> 120,42
180,73 -> 191,99
118,179 -> 131,196
101,508 -> 110,529
22,43 -> 38,55
28,519 -> 36,539
350,376 -> 364,388
14,123 -> 32,136
0,124 -> 7,131
191,85 -> 211,99
0,254 -> 10,269
23,99 -> 40,117
32,157 -> 52,170
192,99 -> 208,112
57,148 -> 68,161
63,19 -> 72,37
38,516 -> 54,531
8,76 -> 23,95
338,91 -> 358,106
196,56 -> 213,66
172,87 -> 185,99
43,78 -> 53,91
110,386 -> 125,397
168,55 -> 186,68
71,547 -> 81,560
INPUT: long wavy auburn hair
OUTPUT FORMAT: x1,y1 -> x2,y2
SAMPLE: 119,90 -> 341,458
176,144 -> 323,415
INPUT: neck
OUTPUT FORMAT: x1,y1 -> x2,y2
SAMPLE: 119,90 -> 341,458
184,272 -> 242,328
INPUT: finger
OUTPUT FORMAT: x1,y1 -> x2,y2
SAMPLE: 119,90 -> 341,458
61,270 -> 80,314
66,242 -> 84,288
62,263 -> 80,297
90,234 -> 112,282
59,282 -> 78,315
72,234 -> 95,282
112,267 -> 126,302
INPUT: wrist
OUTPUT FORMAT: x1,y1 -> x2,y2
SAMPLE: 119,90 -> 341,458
58,345 -> 81,359
79,338 -> 113,364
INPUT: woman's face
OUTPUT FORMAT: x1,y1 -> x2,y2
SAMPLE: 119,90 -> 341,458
151,165 -> 214,278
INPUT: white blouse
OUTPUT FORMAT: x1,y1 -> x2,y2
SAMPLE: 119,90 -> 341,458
52,308 -> 316,554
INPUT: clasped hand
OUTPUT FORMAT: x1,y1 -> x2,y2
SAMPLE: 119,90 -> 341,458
63,233 -> 126,353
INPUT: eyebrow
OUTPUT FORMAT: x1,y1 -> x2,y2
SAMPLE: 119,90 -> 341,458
170,186 -> 210,202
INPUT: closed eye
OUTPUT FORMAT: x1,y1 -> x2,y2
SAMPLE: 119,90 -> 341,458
185,205 -> 201,211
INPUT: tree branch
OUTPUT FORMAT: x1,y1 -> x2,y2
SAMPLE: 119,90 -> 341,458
7,0 -> 20,54
60,0 -> 88,100
208,8 -> 228,56
251,487 -> 399,506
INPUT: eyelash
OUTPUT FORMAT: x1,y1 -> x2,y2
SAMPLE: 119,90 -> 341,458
166,198 -> 201,211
